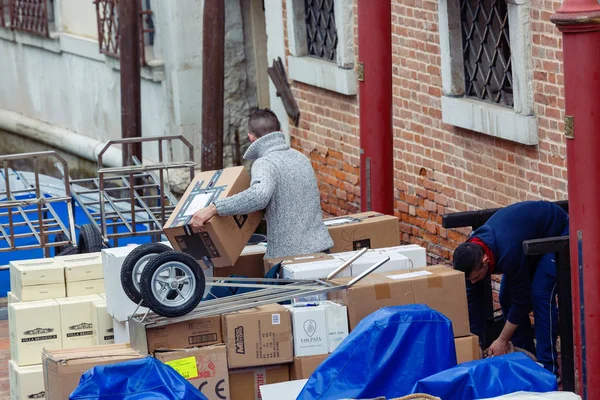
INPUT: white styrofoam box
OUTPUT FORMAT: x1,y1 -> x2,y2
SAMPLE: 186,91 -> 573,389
281,259 -> 351,281
377,245 -> 427,269
113,318 -> 130,344
322,301 -> 349,352
101,245 -> 148,322
288,306 -> 329,357
350,252 -> 410,276
9,361 -> 45,400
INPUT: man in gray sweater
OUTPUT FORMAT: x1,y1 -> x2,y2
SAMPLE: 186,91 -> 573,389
191,108 -> 333,259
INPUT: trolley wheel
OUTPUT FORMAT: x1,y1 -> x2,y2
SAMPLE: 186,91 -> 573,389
56,246 -> 79,257
53,233 -> 75,256
78,224 -> 104,253
120,242 -> 172,307
140,251 -> 206,318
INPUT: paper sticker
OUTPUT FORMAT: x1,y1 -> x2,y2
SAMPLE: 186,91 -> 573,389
183,193 -> 214,217
387,270 -> 433,280
165,356 -> 198,380
271,313 -> 281,325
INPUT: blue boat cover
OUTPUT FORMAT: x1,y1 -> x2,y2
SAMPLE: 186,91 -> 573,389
297,304 -> 457,399
69,357 -> 208,400
411,352 -> 559,400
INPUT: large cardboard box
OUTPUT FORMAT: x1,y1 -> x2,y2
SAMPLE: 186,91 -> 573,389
214,244 -> 267,278
329,265 -> 470,337
55,252 -> 103,282
129,313 -> 222,355
290,354 -> 328,380
9,258 -> 65,301
455,334 -> 481,364
42,344 -> 143,400
91,299 -> 114,345
8,360 -> 45,400
163,167 -> 264,269
155,345 -> 230,400
101,245 -> 148,322
324,212 -> 400,253
56,295 -> 103,349
229,364 -> 289,400
222,304 -> 293,369
9,299 -> 62,366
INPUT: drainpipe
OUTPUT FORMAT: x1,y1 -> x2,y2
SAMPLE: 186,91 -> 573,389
551,1 -> 600,398
357,0 -> 394,214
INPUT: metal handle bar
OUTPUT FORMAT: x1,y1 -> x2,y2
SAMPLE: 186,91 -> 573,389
347,256 -> 391,287
326,247 -> 369,280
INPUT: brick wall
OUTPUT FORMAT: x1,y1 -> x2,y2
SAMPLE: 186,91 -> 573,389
282,0 -> 567,265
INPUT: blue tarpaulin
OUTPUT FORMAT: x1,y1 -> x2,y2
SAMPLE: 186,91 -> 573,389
69,357 -> 208,400
411,352 -> 559,400
297,304 -> 457,399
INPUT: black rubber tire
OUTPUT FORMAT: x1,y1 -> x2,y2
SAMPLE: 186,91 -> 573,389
78,224 -> 104,254
120,242 -> 172,307
56,245 -> 79,257
53,232 -> 75,256
140,251 -> 206,318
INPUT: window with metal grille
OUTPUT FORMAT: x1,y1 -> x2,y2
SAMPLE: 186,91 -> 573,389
2,0 -> 54,36
460,0 -> 513,107
94,0 -> 155,64
304,0 -> 337,62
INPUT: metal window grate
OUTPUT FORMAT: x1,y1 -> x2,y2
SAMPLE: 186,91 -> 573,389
305,0 -> 337,62
460,0 -> 513,107
94,0 -> 155,64
10,0 -> 50,37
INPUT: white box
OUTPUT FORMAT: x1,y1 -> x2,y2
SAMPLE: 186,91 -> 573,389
101,245 -> 148,322
9,360 -> 45,400
288,306 -> 329,357
66,278 -> 105,297
113,318 -> 130,344
378,245 -> 427,269
351,252 -> 410,276
55,252 -> 103,282
7,291 -> 20,304
281,259 -> 351,281
9,299 -> 62,366
91,299 -> 114,345
322,301 -> 349,352
56,295 -> 102,349
9,258 -> 65,301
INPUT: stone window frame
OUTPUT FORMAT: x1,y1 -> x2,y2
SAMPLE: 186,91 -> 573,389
286,0 -> 357,96
438,0 -> 538,145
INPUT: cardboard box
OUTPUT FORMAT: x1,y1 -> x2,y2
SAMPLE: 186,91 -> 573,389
42,344 -> 143,400
287,306 -> 329,357
214,244 -> 267,278
55,252 -> 103,282
9,258 -> 66,301
8,360 -> 45,400
129,313 -> 222,355
222,304 -> 293,369
9,299 -> 62,366
324,212 -> 400,253
329,266 -> 470,337
229,364 -> 290,400
91,299 -> 114,345
290,354 -> 328,380
163,167 -> 264,269
56,295 -> 103,349
378,244 -> 427,269
155,345 -> 230,400
455,334 -> 481,364
7,291 -> 20,304
101,245 -> 148,322
66,278 -> 105,297
322,301 -> 349,352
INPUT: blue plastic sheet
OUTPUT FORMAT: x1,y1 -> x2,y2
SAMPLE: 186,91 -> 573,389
411,352 -> 558,400
69,357 -> 208,400
297,304 -> 457,399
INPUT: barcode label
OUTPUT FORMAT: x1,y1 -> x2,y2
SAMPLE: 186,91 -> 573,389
188,333 -> 217,345
271,314 -> 280,325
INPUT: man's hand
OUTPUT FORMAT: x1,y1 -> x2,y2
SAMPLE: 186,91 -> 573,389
190,203 -> 218,231
487,338 -> 511,357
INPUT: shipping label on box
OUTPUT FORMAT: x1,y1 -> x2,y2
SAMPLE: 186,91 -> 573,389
56,252 -> 103,282
229,364 -> 290,400
155,345 -> 230,400
67,278 -> 105,297
91,299 -> 114,345
329,265 -> 470,337
9,360 -> 45,400
288,306 -> 329,357
324,212 -> 400,253
322,301 -> 349,352
9,299 -> 62,367
164,167 -> 264,268
222,304 -> 293,369
57,295 -> 102,349
290,354 -> 328,380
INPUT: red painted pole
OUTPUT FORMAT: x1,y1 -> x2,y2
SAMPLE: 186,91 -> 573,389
357,0 -> 393,214
551,2 -> 600,398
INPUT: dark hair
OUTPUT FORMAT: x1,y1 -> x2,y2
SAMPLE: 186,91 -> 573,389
452,242 -> 485,278
248,108 -> 281,138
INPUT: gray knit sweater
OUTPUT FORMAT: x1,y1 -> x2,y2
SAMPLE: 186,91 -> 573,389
214,131 -> 333,259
